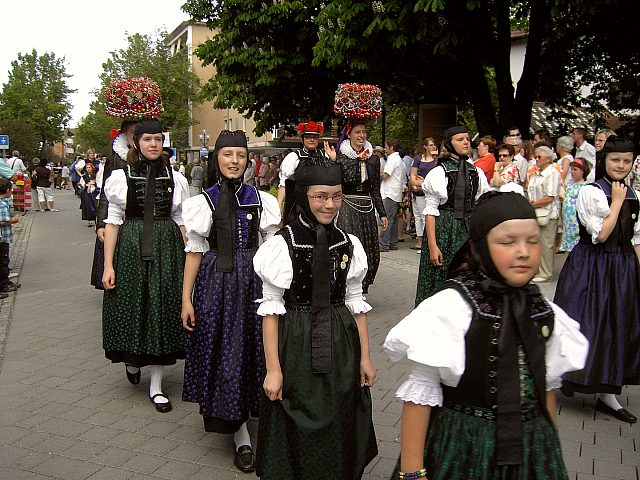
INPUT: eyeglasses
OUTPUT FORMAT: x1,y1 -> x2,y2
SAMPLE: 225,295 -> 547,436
307,193 -> 344,204
498,154 -> 511,158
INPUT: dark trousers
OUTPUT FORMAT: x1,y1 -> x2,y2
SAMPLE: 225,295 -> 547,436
0,242 -> 9,290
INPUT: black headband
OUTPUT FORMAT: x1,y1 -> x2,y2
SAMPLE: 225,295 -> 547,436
134,119 -> 163,136
292,164 -> 342,187
214,130 -> 248,150
469,192 -> 536,241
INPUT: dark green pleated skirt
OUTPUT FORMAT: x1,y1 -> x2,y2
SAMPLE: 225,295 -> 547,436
102,218 -> 186,367
415,209 -> 471,306
392,406 -> 568,480
256,305 -> 378,479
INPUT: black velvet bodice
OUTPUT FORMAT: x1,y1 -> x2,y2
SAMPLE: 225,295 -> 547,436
440,272 -> 555,410
440,158 -> 480,212
203,183 -> 262,250
578,179 -> 639,255
124,162 -> 174,219
279,219 -> 353,306
336,152 -> 386,218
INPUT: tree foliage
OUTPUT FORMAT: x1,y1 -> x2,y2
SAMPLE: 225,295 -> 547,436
76,30 -> 201,150
0,118 -> 41,161
183,0 -> 344,136
0,49 -> 75,154
183,0 -> 637,140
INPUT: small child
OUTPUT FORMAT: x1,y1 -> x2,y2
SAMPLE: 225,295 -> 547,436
385,192 -> 588,479
253,163 -> 378,479
555,136 -> 640,423
559,158 -> 590,252
0,177 -> 20,296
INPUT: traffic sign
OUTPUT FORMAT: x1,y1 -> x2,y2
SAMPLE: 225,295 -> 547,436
0,135 -> 8,150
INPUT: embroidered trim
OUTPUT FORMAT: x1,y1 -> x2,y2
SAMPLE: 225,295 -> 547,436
448,278 -> 553,320
127,164 -> 171,180
285,221 -> 350,251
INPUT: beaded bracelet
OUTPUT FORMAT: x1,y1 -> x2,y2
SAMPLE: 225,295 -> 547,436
398,468 -> 427,479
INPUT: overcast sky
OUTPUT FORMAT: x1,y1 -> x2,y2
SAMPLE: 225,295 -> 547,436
2,0 -> 191,127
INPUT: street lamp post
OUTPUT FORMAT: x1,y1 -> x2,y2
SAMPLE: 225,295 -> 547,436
199,129 -> 210,147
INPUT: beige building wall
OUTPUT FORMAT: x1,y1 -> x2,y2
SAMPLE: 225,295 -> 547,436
167,22 -> 274,158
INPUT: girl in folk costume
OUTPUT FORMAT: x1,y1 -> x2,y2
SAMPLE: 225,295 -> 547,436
277,121 -> 335,221
102,119 -> 190,413
414,126 -> 490,306
253,163 -> 378,479
92,77 -> 162,289
385,192 -> 588,480
555,136 -> 640,423
79,161 -> 98,227
334,120 -> 388,294
181,130 -> 281,473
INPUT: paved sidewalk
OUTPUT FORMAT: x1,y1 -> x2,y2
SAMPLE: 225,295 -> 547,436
0,191 -> 638,480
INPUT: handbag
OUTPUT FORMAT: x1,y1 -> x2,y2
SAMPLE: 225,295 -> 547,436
535,207 -> 550,227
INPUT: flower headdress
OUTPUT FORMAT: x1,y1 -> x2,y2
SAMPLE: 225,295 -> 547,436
104,77 -> 164,119
333,83 -> 382,119
297,121 -> 325,136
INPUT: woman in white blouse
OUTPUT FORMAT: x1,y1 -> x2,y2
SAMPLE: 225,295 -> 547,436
180,130 -> 280,473
102,119 -> 190,414
527,146 -> 562,282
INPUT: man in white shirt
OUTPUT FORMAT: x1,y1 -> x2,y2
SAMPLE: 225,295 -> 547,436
6,150 -> 26,174
572,127 -> 596,181
379,138 -> 404,251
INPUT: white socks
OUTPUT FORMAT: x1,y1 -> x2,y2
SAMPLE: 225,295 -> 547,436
599,393 -> 623,411
234,421 -> 251,449
149,365 -> 168,403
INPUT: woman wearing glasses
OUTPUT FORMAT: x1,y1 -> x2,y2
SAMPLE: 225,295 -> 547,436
254,163 -> 377,479
491,144 -> 523,195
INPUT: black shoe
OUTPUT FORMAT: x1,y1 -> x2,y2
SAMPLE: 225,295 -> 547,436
559,383 -> 574,397
125,365 -> 141,384
0,292 -> 8,299
595,399 -> 637,424
389,244 -> 399,250
149,393 -> 172,413
0,284 -> 19,293
234,445 -> 255,473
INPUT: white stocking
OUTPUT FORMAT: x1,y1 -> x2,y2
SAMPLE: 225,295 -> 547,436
149,365 -> 168,403
126,365 -> 140,375
233,421 -> 251,449
599,393 -> 623,411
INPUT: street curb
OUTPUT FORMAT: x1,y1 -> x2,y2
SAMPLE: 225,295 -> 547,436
0,211 -> 34,373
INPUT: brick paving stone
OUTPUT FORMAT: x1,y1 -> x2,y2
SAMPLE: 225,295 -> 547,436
151,459 -> 203,480
120,452 -> 170,475
32,455 -> 102,480
86,466 -> 137,480
91,446 -> 139,468
593,460 -> 637,480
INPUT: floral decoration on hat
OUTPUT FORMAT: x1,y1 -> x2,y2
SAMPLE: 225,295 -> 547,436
297,121 -> 325,136
104,77 -> 164,119
333,83 -> 382,119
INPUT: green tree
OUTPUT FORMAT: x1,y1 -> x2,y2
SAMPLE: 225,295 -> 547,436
0,49 -> 75,155
74,98 -> 121,156
183,0 -> 637,140
76,30 -> 201,150
0,118 -> 40,161
182,0 -> 343,136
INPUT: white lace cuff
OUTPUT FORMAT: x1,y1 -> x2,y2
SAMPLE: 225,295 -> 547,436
345,299 -> 372,315
395,379 -> 443,407
546,377 -> 563,391
184,233 -> 209,253
256,297 -> 287,316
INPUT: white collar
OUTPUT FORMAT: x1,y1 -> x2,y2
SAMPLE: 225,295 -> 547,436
339,139 -> 373,160
112,133 -> 129,161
